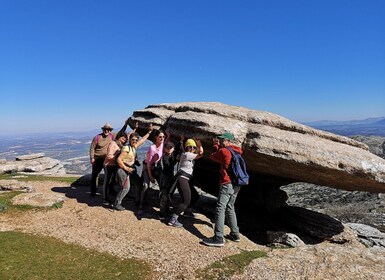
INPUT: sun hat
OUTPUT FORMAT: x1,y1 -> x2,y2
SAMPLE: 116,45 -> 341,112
185,139 -> 197,148
217,131 -> 235,141
101,123 -> 113,130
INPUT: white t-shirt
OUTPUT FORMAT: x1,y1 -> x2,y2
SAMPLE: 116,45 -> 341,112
179,152 -> 198,175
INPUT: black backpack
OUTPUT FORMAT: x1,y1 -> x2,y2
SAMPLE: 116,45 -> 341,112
226,147 -> 249,186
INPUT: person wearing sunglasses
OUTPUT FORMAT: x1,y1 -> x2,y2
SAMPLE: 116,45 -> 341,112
114,124 -> 153,211
158,130 -> 183,221
138,129 -> 166,216
168,138 -> 204,228
102,122 -> 139,207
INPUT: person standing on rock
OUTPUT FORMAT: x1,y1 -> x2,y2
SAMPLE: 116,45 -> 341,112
168,138 -> 204,227
89,120 -> 129,197
202,132 -> 242,247
138,129 -> 165,216
114,124 -> 153,211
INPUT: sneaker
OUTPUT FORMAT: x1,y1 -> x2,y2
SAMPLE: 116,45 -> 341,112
226,232 -> 240,242
114,204 -> 125,211
137,209 -> 144,216
182,209 -> 196,218
159,212 -> 166,221
167,214 -> 183,228
202,236 -> 224,247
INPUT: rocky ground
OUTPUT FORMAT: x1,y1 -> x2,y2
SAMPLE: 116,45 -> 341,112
1,179 -> 385,279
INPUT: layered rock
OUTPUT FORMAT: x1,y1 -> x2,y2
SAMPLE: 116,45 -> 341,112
128,102 -> 385,194
350,135 -> 385,160
0,153 -> 66,176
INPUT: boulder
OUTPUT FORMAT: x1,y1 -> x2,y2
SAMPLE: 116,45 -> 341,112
347,223 -> 385,248
0,179 -> 34,192
0,153 -> 66,176
12,192 -> 67,207
128,102 -> 385,194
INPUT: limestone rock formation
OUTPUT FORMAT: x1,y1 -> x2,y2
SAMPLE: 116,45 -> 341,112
0,179 -> 34,192
12,192 -> 66,207
0,153 -> 66,176
128,102 -> 385,194
350,135 -> 385,160
347,223 -> 385,248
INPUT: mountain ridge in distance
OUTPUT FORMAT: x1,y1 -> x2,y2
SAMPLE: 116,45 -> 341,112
303,116 -> 385,136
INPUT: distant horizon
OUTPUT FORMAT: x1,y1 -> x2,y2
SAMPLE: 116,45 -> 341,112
0,114 -> 384,138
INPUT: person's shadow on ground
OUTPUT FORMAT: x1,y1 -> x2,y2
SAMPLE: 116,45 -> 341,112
51,181 -> 215,240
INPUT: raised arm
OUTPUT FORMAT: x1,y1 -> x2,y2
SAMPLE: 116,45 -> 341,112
194,139 -> 204,160
127,121 -> 139,138
116,118 -> 130,136
137,123 -> 153,147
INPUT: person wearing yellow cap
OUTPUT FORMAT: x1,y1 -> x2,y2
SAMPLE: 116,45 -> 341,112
168,137 -> 204,228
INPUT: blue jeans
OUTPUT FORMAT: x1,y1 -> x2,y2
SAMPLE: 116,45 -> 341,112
214,183 -> 241,239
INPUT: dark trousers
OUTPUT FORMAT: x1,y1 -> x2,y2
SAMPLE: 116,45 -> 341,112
175,173 -> 199,216
90,157 -> 104,195
159,173 -> 178,213
104,165 -> 118,202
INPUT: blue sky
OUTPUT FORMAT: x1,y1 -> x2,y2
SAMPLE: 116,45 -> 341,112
0,0 -> 384,135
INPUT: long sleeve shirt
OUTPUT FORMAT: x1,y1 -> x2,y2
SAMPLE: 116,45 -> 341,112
210,144 -> 243,185
89,133 -> 114,160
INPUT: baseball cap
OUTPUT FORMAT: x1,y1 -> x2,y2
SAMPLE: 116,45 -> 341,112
217,131 -> 235,141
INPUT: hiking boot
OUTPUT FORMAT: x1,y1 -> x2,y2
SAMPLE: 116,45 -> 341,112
114,204 -> 125,211
226,232 -> 240,242
202,236 -> 224,247
167,214 -> 183,228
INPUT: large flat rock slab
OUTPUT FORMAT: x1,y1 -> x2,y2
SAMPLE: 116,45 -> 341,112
128,102 -> 385,193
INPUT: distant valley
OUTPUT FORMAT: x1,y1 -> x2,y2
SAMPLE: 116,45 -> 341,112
0,116 -> 384,174
303,116 -> 385,136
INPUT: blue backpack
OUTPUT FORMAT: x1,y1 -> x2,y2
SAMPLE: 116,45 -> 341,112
226,147 -> 249,186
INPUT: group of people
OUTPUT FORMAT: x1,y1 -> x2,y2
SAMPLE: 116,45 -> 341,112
89,119 -> 244,247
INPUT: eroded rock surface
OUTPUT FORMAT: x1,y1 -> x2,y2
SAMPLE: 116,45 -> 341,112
0,153 -> 66,176
128,102 -> 385,193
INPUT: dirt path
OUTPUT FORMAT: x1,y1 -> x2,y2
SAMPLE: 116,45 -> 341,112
1,180 -> 385,279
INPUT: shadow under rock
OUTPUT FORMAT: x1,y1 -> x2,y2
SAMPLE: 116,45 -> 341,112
193,193 -> 345,245
235,202 -> 345,245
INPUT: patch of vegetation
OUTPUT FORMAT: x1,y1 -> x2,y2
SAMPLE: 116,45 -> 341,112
0,173 -> 80,184
195,249 -> 267,280
0,231 -> 152,280
0,191 -> 62,213
0,191 -> 34,212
